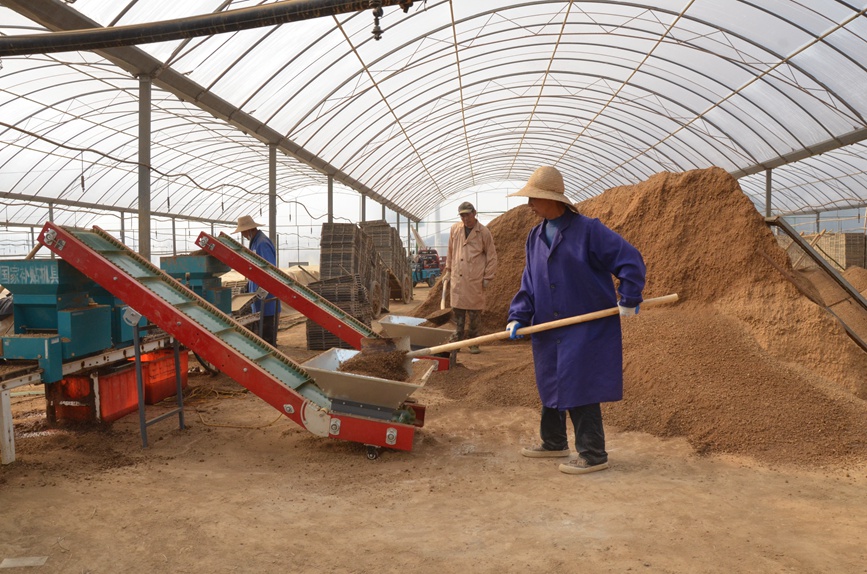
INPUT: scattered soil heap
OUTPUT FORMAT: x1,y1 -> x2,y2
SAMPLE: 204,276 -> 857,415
844,265 -> 867,293
337,350 -> 409,382
420,167 -> 867,467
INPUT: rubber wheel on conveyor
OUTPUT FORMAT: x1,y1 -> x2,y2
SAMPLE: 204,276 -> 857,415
369,281 -> 382,318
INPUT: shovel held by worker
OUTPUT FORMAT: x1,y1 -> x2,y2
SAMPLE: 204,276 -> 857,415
423,274 -> 453,326
406,293 -> 678,358
440,275 -> 448,310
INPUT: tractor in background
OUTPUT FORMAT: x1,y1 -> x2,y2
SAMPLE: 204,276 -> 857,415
412,248 -> 442,287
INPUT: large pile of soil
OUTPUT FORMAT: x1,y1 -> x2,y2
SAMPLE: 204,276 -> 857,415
418,167 -> 867,467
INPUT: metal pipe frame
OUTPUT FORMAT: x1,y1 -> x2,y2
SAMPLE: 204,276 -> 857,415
0,0 -> 415,56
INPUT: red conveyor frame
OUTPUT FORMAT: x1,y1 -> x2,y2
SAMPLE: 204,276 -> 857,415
38,223 -> 419,453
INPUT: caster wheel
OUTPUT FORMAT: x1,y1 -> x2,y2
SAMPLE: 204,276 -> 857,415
366,446 -> 380,460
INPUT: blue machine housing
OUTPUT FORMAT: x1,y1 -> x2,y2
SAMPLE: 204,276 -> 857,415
160,253 -> 232,315
89,285 -> 146,348
2,335 -> 63,383
0,260 -> 114,382
0,255 -> 233,383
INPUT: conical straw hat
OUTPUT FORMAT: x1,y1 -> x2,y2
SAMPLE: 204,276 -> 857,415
233,215 -> 262,233
508,166 -> 578,211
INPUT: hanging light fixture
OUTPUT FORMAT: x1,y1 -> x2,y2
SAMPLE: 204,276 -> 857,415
370,0 -> 384,40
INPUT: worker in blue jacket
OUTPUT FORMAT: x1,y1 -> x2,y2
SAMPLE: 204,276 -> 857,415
234,215 -> 281,346
506,166 -> 645,475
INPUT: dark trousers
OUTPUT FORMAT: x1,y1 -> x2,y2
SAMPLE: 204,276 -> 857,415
540,403 -> 607,465
452,308 -> 481,341
252,313 -> 278,346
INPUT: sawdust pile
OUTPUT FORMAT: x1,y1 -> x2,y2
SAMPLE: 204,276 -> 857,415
422,167 -> 867,467
844,265 -> 867,293
428,346 -> 542,409
338,350 -> 409,382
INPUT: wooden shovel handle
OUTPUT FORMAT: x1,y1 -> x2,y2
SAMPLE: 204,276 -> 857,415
407,293 -> 678,358
440,277 -> 448,310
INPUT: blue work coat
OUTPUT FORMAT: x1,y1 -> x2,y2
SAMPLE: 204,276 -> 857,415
508,210 -> 645,409
248,230 -> 281,317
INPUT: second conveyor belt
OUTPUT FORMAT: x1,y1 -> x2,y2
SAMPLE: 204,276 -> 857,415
195,232 -> 451,370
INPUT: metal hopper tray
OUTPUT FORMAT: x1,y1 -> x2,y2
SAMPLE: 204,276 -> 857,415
301,347 -> 435,411
374,314 -> 454,349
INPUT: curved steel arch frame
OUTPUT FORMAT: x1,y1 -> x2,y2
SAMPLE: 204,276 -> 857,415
1,0 -> 867,225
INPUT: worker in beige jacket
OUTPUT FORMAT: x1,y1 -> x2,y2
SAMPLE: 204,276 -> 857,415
444,201 -> 498,353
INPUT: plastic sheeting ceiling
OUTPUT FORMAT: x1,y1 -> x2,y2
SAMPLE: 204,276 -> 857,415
1,0 -> 867,232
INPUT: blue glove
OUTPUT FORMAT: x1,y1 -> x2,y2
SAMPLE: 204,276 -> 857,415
618,304 -> 639,317
506,320 -> 523,339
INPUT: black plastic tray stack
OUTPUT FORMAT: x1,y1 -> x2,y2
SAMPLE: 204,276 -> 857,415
320,223 -> 390,314
320,224 -> 367,273
307,223 -> 384,350
304,274 -> 372,350
359,220 -> 410,302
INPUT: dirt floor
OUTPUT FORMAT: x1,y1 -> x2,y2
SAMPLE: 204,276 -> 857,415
3,168 -> 867,573
0,288 -> 865,573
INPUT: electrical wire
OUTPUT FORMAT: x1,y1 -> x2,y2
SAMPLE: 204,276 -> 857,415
194,409 -> 284,430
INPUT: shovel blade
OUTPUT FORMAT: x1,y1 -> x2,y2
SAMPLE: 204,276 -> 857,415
361,335 -> 411,354
424,308 -> 453,326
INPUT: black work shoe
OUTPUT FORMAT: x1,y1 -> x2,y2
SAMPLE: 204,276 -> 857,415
520,445 -> 571,458
558,458 -> 609,474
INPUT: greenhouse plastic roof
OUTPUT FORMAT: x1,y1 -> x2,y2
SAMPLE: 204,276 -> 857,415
1,0 -> 867,230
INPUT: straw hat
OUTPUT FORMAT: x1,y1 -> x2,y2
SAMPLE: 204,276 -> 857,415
509,166 -> 578,212
233,215 -> 262,234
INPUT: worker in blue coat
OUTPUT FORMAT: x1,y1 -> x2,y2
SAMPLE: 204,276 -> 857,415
234,215 -> 281,346
506,166 -> 645,475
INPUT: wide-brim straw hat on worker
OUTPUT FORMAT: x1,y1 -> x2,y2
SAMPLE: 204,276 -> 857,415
508,166 -> 578,212
233,215 -> 262,234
